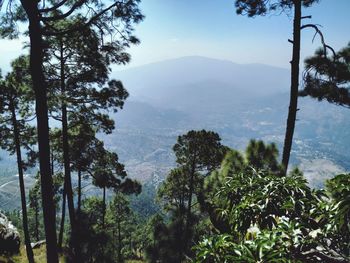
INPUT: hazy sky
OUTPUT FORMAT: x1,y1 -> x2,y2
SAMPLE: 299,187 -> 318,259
1,0 -> 349,73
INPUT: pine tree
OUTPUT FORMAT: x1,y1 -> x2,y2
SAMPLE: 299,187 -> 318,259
1,3 -> 143,261
173,130 -> 227,236
0,57 -> 36,263
156,130 -> 227,259
300,42 -> 350,106
90,143 -> 141,228
28,176 -> 42,243
234,0 -> 328,173
42,19 -> 130,256
109,193 -> 132,263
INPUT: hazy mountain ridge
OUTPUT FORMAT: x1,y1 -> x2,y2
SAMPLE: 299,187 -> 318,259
114,56 -> 290,104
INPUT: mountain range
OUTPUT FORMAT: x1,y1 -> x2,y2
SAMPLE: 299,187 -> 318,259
1,56 -> 349,209
108,56 -> 349,188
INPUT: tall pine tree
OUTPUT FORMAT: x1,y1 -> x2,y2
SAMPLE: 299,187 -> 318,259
0,3 -> 143,261
234,0 -> 328,173
0,57 -> 36,263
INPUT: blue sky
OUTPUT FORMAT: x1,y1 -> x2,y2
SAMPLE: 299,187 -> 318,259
120,0 -> 350,69
1,0 -> 349,73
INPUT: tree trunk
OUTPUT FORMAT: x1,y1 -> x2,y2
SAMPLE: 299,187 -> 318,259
117,218 -> 122,263
58,186 -> 66,250
76,169 -> 82,254
19,3 -> 59,262
34,205 -> 40,242
60,39 -> 78,256
10,99 -> 35,263
102,186 -> 106,227
183,162 -> 196,256
77,169 -> 82,215
185,163 -> 196,233
51,150 -> 54,176
282,0 -> 302,174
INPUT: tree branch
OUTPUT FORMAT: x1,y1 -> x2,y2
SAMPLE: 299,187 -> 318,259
39,0 -> 69,13
41,0 -> 85,22
42,2 -> 120,36
300,24 -> 336,58
301,15 -> 312,19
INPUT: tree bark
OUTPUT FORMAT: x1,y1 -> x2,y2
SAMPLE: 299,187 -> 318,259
117,217 -> 122,263
185,161 -> 196,234
60,39 -> 78,257
10,99 -> 35,263
183,160 -> 196,256
34,204 -> 40,242
19,3 -> 59,262
102,186 -> 106,227
282,0 -> 302,174
77,169 -> 82,215
57,185 -> 66,250
51,150 -> 54,176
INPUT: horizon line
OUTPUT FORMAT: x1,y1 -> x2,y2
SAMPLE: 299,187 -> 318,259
112,55 -> 290,72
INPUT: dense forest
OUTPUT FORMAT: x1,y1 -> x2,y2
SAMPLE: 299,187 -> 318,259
0,0 -> 349,262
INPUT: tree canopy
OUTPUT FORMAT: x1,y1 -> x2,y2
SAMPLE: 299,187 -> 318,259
300,43 -> 350,107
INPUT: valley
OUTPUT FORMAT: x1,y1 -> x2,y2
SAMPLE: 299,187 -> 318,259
1,56 -> 349,209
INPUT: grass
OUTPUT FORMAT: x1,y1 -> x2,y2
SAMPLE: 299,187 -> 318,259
0,245 -> 65,263
0,247 -> 146,263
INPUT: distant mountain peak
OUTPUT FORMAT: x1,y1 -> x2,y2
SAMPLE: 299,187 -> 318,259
113,55 -> 290,102
115,56 -> 235,73
117,56 -> 288,73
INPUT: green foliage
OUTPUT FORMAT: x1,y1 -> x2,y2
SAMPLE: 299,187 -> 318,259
173,130 -> 227,173
324,174 -> 350,256
194,148 -> 350,262
218,168 -> 313,236
200,140 -> 283,233
108,193 -> 134,262
44,19 -> 131,135
149,130 -> 227,261
28,172 -> 63,242
1,0 -> 144,261
0,0 -> 144,42
170,130 -> 227,217
74,197 -> 112,263
195,219 -> 306,263
75,193 -> 141,263
0,56 -> 37,261
4,210 -> 22,233
235,0 -> 319,17
28,175 -> 43,242
130,182 -> 160,220
300,43 -> 350,107
157,167 -> 194,212
245,139 -> 281,173
0,56 -> 37,168
145,213 -> 185,263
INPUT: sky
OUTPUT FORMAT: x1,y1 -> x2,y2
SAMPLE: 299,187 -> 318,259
1,0 -> 349,73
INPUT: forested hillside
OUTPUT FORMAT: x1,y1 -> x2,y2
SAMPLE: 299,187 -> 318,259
0,0 -> 349,262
